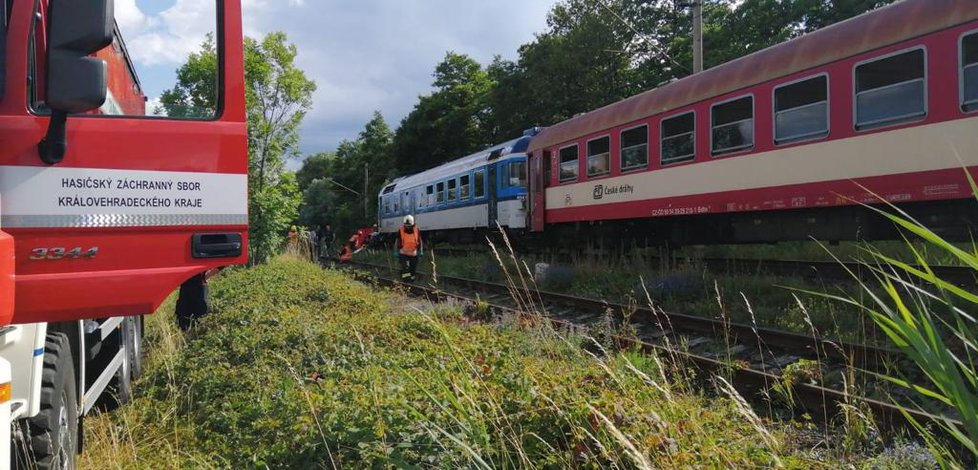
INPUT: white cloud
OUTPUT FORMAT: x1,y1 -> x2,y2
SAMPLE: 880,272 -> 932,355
116,0 -> 218,66
124,0 -> 553,154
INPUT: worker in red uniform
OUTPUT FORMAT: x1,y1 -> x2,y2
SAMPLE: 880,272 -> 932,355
396,215 -> 423,282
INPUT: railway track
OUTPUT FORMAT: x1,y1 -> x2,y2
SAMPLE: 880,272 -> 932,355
428,246 -> 976,287
342,259 -> 955,435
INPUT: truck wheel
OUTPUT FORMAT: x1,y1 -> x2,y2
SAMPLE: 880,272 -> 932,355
27,333 -> 78,470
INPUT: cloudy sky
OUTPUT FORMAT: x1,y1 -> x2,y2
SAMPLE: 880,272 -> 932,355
115,0 -> 555,161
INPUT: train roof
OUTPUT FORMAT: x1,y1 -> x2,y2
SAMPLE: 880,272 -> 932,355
381,129 -> 541,196
527,0 -> 978,153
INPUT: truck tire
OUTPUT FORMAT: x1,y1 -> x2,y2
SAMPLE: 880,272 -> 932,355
26,333 -> 78,470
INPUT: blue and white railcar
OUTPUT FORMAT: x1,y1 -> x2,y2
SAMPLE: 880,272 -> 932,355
378,129 -> 540,241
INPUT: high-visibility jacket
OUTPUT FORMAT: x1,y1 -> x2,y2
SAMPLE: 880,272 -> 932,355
399,225 -> 420,256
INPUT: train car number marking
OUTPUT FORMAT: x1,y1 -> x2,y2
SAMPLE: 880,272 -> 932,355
29,247 -> 99,260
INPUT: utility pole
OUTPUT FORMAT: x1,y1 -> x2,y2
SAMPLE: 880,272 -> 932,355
692,1 -> 703,73
363,162 -> 369,219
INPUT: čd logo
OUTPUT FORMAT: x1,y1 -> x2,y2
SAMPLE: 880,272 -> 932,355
592,185 -> 604,200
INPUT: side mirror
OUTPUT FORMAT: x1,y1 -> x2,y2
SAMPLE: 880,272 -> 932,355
38,0 -> 114,165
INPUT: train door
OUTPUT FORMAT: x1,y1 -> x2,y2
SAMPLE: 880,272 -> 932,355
529,151 -> 547,232
488,164 -> 498,228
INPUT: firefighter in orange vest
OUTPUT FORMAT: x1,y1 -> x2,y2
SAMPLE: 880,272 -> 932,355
396,215 -> 423,282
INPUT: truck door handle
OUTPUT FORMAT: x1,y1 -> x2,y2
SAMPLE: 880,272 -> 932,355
191,233 -> 243,259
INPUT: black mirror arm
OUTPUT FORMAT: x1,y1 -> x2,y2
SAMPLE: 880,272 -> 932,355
38,110 -> 68,165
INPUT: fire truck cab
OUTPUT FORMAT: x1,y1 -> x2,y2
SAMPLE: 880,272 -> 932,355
0,1 -> 249,468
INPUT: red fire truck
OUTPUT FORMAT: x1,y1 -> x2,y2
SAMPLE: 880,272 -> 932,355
0,1 -> 249,468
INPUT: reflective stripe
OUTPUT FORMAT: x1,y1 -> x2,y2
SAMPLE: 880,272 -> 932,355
33,348 -> 43,357
0,166 -> 247,228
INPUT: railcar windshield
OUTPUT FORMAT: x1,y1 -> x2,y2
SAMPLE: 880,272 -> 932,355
509,161 -> 528,187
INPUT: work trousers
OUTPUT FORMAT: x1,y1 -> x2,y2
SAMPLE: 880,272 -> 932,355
400,255 -> 419,282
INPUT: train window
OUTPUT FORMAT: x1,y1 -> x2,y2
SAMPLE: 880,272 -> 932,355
962,33 -> 978,112
587,137 -> 611,177
510,161 -> 528,187
620,125 -> 648,171
559,145 -> 579,182
448,179 -> 457,202
661,112 -> 695,164
436,182 -> 445,204
402,192 -> 410,212
425,185 -> 434,206
460,175 -> 471,199
774,75 -> 828,144
855,48 -> 925,130
712,96 -> 754,156
474,170 -> 486,198
383,196 -> 390,215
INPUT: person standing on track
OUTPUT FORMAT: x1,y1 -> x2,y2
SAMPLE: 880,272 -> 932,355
396,215 -> 423,282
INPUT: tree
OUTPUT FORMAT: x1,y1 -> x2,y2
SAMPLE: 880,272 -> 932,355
298,112 -> 395,238
392,52 -> 493,174
158,34 -> 219,118
161,32 -> 315,264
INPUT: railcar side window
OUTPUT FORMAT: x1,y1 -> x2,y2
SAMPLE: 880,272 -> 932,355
559,145 -> 579,182
447,179 -> 457,202
425,185 -> 434,206
474,170 -> 486,198
962,33 -> 978,112
855,48 -> 925,130
587,137 -> 610,177
621,125 -> 648,171
661,112 -> 695,164
402,192 -> 410,213
460,175 -> 470,199
775,76 -> 828,144
436,182 -> 445,204
712,96 -> 754,155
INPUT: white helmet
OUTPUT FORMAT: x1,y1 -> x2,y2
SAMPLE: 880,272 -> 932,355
403,215 -> 415,226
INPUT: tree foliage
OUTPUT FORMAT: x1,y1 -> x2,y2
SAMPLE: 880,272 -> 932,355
298,112 -> 395,239
392,52 -> 493,175
161,32 -> 315,264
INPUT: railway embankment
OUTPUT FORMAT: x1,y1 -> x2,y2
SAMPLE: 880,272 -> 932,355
80,256 -> 937,468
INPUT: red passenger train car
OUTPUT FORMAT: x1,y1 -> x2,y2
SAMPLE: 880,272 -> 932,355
526,0 -> 978,246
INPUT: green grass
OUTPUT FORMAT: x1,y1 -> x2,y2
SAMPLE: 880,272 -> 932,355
78,255 -> 890,468
807,199 -> 978,468
359,248 -> 884,343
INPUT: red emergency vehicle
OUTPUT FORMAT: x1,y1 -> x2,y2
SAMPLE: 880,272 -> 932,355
0,1 -> 248,468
